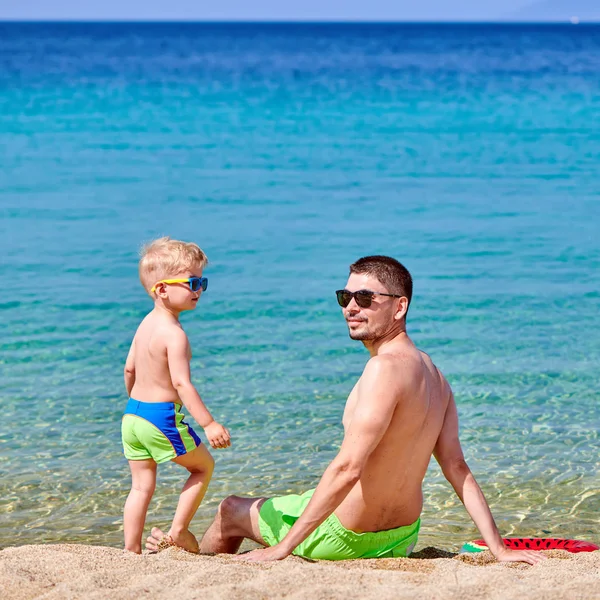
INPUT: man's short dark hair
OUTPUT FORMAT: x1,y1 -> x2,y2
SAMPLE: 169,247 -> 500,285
349,255 -> 413,313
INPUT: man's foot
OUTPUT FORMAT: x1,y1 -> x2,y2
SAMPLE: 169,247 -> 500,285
146,527 -> 199,554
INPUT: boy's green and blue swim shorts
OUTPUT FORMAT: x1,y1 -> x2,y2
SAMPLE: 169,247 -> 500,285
121,398 -> 201,464
258,489 -> 420,560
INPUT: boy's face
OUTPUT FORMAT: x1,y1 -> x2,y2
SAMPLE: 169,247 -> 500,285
155,265 -> 205,312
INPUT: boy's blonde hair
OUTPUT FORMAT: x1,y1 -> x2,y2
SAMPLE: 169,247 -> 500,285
139,237 -> 208,294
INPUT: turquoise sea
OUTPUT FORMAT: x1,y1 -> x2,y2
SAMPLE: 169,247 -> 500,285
1,22 -> 599,551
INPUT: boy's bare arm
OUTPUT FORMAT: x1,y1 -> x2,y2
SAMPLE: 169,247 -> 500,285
166,327 -> 231,449
124,339 -> 136,397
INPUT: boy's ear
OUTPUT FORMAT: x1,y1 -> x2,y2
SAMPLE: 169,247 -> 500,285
155,282 -> 168,297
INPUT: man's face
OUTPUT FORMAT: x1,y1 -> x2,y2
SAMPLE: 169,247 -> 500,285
340,273 -> 400,341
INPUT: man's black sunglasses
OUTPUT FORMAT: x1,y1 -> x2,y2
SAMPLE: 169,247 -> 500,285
335,289 -> 402,309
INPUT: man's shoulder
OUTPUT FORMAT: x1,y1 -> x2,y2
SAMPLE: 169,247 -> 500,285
362,353 -> 419,391
365,352 -> 411,370
417,350 -> 450,386
414,348 -> 451,385
368,348 -> 421,373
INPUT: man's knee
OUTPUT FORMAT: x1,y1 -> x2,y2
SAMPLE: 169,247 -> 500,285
218,495 -> 245,522
215,495 -> 263,540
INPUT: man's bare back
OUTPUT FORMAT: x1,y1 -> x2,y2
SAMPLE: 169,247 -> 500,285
336,340 -> 450,533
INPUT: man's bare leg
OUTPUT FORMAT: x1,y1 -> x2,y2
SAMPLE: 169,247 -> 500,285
146,495 -> 268,554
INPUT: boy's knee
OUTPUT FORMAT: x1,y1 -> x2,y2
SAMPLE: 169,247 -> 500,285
131,482 -> 155,496
207,453 -> 215,472
189,452 -> 215,475
180,452 -> 215,477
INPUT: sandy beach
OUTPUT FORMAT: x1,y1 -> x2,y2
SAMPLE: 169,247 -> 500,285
1,544 -> 598,600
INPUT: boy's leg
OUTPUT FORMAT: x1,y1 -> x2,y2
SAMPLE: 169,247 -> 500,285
167,444 -> 215,553
124,459 -> 157,554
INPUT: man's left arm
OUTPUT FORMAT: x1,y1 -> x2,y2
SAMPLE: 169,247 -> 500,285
239,356 -> 403,561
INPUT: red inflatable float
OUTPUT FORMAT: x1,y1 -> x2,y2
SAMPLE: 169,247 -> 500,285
461,538 -> 599,554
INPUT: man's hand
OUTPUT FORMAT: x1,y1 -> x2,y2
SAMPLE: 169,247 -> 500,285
494,547 -> 547,565
204,421 -> 231,449
235,544 -> 292,562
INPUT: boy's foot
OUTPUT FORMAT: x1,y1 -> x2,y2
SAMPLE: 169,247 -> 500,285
146,527 -> 165,552
168,528 -> 200,554
146,527 -> 199,554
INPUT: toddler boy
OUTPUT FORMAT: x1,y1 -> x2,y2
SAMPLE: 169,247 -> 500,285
121,237 -> 230,553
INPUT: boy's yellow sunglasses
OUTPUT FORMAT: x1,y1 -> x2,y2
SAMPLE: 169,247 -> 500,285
151,276 -> 208,294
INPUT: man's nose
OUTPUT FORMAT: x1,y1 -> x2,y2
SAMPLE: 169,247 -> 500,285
345,298 -> 360,312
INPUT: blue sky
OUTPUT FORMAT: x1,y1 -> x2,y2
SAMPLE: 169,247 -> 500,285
1,0 -> 537,21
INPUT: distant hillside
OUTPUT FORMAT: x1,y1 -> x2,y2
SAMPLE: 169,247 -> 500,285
511,0 -> 600,21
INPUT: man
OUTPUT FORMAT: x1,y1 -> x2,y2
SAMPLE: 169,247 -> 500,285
147,255 -> 544,564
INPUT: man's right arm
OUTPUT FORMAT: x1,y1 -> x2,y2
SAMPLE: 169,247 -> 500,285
433,388 -> 545,565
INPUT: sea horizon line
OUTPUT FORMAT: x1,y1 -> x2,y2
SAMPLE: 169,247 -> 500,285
1,19 -> 599,26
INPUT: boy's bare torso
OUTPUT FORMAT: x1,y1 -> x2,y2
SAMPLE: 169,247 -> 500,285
129,311 -> 189,404
335,342 -> 452,533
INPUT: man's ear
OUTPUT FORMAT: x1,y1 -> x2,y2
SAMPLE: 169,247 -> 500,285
394,297 -> 409,321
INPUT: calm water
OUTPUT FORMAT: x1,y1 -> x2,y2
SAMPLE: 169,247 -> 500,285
1,22 -> 599,551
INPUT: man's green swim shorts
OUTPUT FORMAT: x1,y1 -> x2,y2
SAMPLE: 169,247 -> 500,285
258,489 -> 420,560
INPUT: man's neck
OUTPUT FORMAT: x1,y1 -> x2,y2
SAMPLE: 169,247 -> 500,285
363,323 -> 410,357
